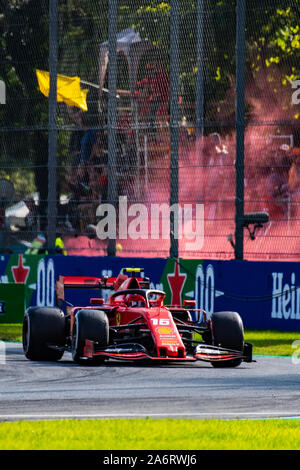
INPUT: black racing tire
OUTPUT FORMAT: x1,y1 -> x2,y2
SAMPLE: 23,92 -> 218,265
71,309 -> 109,364
22,306 -> 66,361
209,311 -> 244,368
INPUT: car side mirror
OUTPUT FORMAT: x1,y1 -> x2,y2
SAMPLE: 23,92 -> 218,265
183,300 -> 196,307
90,298 -> 104,305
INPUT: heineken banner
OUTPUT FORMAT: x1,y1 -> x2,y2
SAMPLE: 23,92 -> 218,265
0,254 -> 299,331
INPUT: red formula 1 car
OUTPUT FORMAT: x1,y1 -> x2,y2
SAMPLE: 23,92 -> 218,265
22,268 -> 253,368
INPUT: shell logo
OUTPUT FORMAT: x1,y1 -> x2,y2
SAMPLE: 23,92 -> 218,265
157,327 -> 173,335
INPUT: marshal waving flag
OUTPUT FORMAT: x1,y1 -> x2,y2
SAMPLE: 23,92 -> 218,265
36,69 -> 89,111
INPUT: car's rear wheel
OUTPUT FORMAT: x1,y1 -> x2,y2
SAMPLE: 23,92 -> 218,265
22,307 -> 66,361
71,309 -> 109,364
209,311 -> 244,368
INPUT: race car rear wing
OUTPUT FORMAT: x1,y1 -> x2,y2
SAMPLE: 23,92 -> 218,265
56,275 -> 107,301
56,268 -> 150,302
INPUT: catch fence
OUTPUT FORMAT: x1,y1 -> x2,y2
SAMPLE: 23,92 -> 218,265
0,0 -> 299,260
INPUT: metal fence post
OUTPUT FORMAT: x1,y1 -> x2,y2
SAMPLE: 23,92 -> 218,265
234,0 -> 246,260
196,0 -> 205,147
170,0 -> 179,259
0,80 -> 6,105
107,0 -> 118,256
47,0 -> 58,253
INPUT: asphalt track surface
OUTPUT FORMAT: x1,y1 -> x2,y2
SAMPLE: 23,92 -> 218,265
0,342 -> 300,421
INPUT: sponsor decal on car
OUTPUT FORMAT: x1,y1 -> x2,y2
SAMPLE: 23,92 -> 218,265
157,327 -> 173,335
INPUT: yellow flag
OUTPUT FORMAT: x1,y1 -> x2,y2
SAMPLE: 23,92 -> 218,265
36,69 -> 89,111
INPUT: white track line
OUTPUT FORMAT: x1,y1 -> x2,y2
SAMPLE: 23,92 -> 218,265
0,412 -> 300,420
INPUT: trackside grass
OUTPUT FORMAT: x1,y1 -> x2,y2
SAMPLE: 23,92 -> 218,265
0,323 -> 22,342
245,330 -> 300,356
0,418 -> 300,450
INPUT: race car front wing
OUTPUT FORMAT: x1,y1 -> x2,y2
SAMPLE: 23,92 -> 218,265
82,340 -> 253,364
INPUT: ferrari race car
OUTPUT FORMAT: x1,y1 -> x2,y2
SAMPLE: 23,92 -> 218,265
22,267 -> 253,367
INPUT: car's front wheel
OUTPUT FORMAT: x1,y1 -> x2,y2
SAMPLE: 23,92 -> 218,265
71,309 -> 109,364
209,311 -> 244,368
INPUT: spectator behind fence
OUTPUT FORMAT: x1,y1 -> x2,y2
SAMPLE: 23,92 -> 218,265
67,107 -> 85,167
145,61 -> 170,128
288,132 -> 300,197
265,155 -> 290,220
63,109 -> 98,231
65,110 -> 99,192
79,112 -> 98,164
134,77 -> 151,119
88,128 -> 108,203
135,62 -> 170,130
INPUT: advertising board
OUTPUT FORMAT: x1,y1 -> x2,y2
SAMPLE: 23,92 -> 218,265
0,254 -> 299,330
